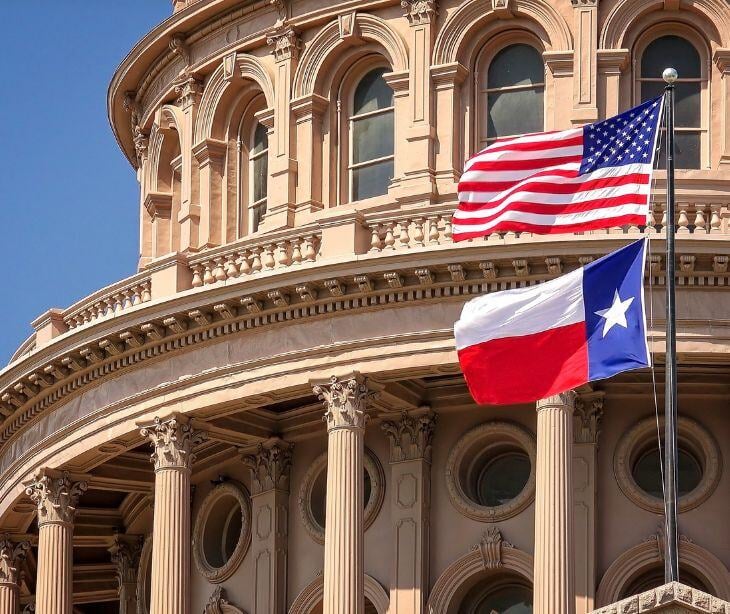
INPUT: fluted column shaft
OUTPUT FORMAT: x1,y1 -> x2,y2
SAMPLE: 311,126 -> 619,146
534,392 -> 576,614
313,374 -> 372,614
109,534 -> 142,614
24,471 -> 87,614
0,585 -> 18,614
139,414 -> 204,614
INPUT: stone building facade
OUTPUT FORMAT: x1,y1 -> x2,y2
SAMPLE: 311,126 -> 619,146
2,0 -> 730,612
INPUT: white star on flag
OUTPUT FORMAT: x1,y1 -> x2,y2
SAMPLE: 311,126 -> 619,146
595,290 -> 635,337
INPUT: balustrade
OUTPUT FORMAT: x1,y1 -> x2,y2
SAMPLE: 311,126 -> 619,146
63,278 -> 152,331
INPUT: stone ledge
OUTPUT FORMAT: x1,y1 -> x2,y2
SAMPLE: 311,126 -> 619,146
591,582 -> 730,613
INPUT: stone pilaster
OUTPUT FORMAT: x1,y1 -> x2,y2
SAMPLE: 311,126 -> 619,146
714,49 -> 730,166
312,374 -> 373,614
397,0 -> 438,202
0,537 -> 29,614
24,471 -> 88,614
534,392 -> 576,614
261,25 -> 300,230
573,395 -> 604,614
596,49 -> 628,119
109,534 -> 142,614
139,414 -> 205,614
571,0 -> 599,124
381,410 -> 436,614
243,439 -> 293,614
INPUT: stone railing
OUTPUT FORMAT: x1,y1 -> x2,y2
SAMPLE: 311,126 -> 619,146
63,273 -> 153,331
188,227 -> 321,288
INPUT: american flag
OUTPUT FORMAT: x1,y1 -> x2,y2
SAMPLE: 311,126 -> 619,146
454,97 -> 664,241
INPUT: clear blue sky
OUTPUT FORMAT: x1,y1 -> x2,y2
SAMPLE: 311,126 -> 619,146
0,2 -> 171,364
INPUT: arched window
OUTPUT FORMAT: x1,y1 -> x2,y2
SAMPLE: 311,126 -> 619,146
249,121 -> 268,232
478,43 -> 545,149
460,575 -> 533,613
638,34 -> 703,169
349,67 -> 394,201
620,566 -> 709,600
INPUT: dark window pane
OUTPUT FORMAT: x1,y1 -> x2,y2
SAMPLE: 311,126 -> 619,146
353,111 -> 394,163
252,122 -> 268,154
488,44 -> 544,89
476,452 -> 531,507
674,81 -> 701,127
474,586 -> 533,614
354,67 -> 393,115
252,201 -> 266,232
632,447 -> 702,498
641,35 -> 701,79
655,131 -> 700,169
252,153 -> 268,202
488,86 -> 544,139
353,160 -> 394,200
640,79 -> 666,104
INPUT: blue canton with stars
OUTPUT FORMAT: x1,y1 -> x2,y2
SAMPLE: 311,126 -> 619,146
579,97 -> 664,175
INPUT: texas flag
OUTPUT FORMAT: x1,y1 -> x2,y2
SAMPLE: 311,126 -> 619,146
454,239 -> 650,405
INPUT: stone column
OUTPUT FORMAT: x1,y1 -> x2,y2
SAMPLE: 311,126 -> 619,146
312,374 -> 372,614
534,392 -> 576,614
243,439 -> 293,614
0,537 -> 30,614
381,410 -> 436,614
573,395 -> 603,614
109,534 -> 142,614
596,50 -> 628,119
24,471 -> 88,614
139,414 -> 204,614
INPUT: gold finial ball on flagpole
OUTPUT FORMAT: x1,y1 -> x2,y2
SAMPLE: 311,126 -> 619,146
663,67 -> 678,83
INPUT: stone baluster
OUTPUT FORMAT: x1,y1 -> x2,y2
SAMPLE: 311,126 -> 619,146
243,439 -> 293,614
212,258 -> 226,282
203,263 -> 214,285
412,218 -> 426,247
24,471 -> 88,614
693,204 -> 707,234
370,225 -> 384,253
534,392 -> 576,614
139,414 -> 205,614
398,220 -> 412,250
427,216 -> 440,245
191,264 -> 204,288
381,410 -> 436,614
312,374 -> 373,614
108,534 -> 142,614
384,222 -> 397,251
710,203 -> 722,234
677,205 -> 690,234
0,537 -> 30,614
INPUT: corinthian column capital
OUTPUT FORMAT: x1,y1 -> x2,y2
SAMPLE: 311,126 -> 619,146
0,537 -> 29,586
382,410 -> 437,463
139,414 -> 206,472
536,390 -> 577,412
243,439 -> 294,495
401,0 -> 437,24
313,374 -> 374,431
108,534 -> 142,588
24,471 -> 88,526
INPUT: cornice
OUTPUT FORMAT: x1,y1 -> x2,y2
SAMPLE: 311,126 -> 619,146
2,239 -> 730,457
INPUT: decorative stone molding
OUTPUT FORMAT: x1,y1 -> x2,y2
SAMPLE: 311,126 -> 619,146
243,439 -> 293,495
108,534 -> 142,588
472,526 -> 514,570
427,538 -> 534,613
614,415 -> 721,514
571,0 -> 598,6
445,421 -> 536,522
24,471 -> 88,526
203,586 -> 246,614
313,374 -> 374,431
0,537 -> 29,585
574,395 -> 604,444
596,533 -> 730,605
139,414 -> 206,472
173,75 -> 203,108
401,0 -> 437,25
168,33 -> 190,73
192,481 -> 251,583
266,25 -> 300,62
298,449 -> 385,544
592,582 -> 730,614
289,573 -> 390,614
382,410 -> 436,462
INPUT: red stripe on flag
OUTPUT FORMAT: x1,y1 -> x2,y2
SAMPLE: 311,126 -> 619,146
479,135 -> 584,155
457,322 -> 589,405
452,214 -> 648,240
467,155 -> 583,172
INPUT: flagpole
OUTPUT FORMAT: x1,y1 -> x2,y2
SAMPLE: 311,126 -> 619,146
662,67 -> 679,584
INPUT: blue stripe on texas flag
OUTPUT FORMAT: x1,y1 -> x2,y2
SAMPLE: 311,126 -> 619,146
580,97 -> 663,175
583,239 -> 650,381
